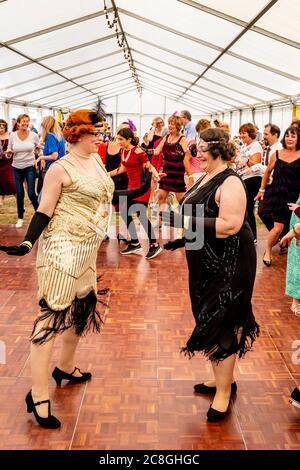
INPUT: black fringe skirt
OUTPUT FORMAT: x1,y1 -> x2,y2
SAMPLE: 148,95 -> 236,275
31,290 -> 105,345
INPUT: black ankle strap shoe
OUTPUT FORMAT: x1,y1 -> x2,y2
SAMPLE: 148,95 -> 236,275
52,366 -> 92,386
25,391 -> 61,429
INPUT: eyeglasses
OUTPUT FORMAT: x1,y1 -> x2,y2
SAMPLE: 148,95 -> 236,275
86,131 -> 103,136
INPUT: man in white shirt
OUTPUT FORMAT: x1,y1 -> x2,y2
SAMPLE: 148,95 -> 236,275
180,110 -> 196,141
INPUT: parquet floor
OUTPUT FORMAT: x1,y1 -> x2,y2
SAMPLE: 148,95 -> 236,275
0,223 -> 299,450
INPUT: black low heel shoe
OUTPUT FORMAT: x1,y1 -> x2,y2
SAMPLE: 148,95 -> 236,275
52,366 -> 92,386
207,403 -> 230,422
25,391 -> 61,429
194,381 -> 237,395
289,387 -> 300,409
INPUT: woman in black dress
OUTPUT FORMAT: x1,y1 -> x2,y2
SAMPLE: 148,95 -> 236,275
161,128 -> 259,422
256,126 -> 300,266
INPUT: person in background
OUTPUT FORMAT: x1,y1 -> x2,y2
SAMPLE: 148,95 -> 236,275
280,214 -> 300,409
6,114 -> 39,228
108,127 -> 162,259
188,119 -> 212,182
280,197 -> 300,316
236,123 -> 263,243
10,118 -> 17,132
180,110 -> 196,141
257,124 -> 283,233
291,118 -> 300,131
0,119 -> 16,205
256,126 -> 300,266
142,117 -> 165,161
254,124 -> 262,142
35,116 -> 65,172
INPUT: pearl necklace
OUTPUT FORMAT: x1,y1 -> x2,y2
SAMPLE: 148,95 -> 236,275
70,149 -> 92,159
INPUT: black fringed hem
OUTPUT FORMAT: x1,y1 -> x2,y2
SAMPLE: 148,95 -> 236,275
181,321 -> 260,363
31,290 -> 107,345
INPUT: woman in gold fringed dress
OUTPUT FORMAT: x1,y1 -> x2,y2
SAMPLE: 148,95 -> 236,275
0,109 -> 151,429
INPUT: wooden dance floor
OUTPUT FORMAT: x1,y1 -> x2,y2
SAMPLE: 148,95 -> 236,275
0,224 -> 300,450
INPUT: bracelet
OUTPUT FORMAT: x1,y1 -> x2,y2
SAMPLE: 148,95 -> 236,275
21,240 -> 33,250
188,175 -> 194,179
259,188 -> 265,192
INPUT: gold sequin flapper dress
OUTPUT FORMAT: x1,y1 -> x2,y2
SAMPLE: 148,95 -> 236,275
31,153 -> 114,344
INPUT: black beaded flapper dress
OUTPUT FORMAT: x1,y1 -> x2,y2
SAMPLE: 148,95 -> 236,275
181,168 -> 259,361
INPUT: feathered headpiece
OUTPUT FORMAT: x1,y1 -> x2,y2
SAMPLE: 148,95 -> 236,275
127,119 -> 136,132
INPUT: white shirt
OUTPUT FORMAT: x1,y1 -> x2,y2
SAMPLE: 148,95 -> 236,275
236,141 -> 263,180
8,131 -> 39,169
251,140 -> 282,182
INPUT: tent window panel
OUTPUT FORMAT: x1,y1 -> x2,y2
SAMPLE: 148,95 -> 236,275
230,31 -> 300,77
217,54 -> 300,95
0,0 -> 103,42
256,0 -> 300,44
17,83 -> 78,104
120,13 -> 220,64
132,50 -> 204,79
81,72 -> 133,90
0,48 -> 27,69
62,53 -> 124,78
190,0 -> 269,22
11,16 -> 110,59
118,0 -> 242,46
0,63 -> 49,89
231,111 -> 242,138
75,65 -> 129,85
271,105 -> 294,136
204,69 -> 284,102
41,38 -> 118,70
5,76 -> 65,99
136,64 -> 192,87
190,81 -> 256,106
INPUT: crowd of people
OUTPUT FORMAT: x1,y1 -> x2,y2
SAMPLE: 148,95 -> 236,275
0,108 -> 299,428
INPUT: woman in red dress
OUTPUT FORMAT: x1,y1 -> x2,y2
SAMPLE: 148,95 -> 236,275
108,127 -> 162,260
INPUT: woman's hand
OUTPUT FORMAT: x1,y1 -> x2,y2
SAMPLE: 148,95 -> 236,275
254,190 -> 264,201
4,149 -> 13,158
35,156 -> 45,170
280,227 -> 300,247
287,203 -> 300,211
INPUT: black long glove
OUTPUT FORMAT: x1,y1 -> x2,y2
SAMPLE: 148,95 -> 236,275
163,237 -> 186,251
159,210 -> 216,238
112,168 -> 151,204
0,211 -> 51,256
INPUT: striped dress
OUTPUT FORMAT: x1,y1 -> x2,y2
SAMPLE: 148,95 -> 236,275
31,154 -> 114,344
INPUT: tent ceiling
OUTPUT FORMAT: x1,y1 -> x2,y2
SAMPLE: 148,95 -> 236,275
0,0 -> 299,113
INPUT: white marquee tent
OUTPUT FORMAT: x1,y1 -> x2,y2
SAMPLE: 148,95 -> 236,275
0,0 -> 299,136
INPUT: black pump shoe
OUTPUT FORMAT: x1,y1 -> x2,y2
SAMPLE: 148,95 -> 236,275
289,387 -> 300,409
52,366 -> 92,386
25,391 -> 61,429
207,403 -> 230,422
194,381 -> 237,395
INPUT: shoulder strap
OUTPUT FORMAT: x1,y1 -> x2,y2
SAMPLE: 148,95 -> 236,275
56,157 -> 78,181
276,149 -> 279,160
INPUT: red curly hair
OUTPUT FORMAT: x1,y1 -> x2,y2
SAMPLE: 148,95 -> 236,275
63,109 -> 100,143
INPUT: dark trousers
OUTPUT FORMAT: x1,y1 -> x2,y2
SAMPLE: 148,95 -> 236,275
13,166 -> 38,218
121,200 -> 157,244
244,176 -> 262,240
